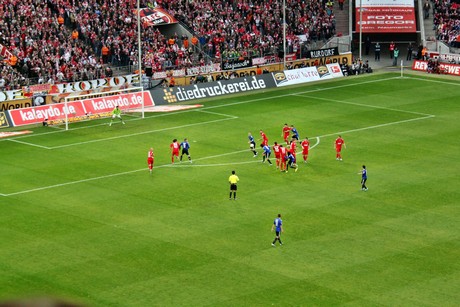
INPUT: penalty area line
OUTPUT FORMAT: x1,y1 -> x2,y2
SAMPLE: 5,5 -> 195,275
49,117 -> 237,149
316,115 -> 434,139
7,139 -> 52,149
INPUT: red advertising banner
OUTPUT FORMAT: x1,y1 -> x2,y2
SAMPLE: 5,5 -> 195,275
412,60 -> 460,76
356,0 -> 416,33
9,91 -> 154,127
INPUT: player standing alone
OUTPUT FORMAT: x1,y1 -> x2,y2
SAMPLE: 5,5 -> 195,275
228,170 -> 239,200
301,137 -> 310,163
180,138 -> 192,163
170,139 -> 180,163
334,135 -> 346,161
271,213 -> 283,247
109,106 -> 125,126
359,165 -> 368,191
147,147 -> 154,174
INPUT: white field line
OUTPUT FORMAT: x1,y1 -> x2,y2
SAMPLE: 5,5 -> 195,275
50,117 -> 238,150
317,115 -> 434,138
405,76 -> 460,86
0,136 -> 315,197
194,109 -> 238,118
294,95 -> 435,117
5,110 -> 238,149
7,139 -> 52,149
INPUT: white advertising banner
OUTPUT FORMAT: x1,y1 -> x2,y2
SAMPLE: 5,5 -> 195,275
272,63 -> 344,87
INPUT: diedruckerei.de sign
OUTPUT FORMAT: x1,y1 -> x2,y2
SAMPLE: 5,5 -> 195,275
151,75 -> 277,105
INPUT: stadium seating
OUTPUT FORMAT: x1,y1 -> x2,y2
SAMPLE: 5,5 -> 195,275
433,0 -> 460,48
0,0 -> 336,87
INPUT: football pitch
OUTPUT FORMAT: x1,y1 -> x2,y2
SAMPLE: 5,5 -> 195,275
0,72 -> 459,306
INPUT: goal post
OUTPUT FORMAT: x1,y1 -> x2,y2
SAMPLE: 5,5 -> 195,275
62,86 -> 148,130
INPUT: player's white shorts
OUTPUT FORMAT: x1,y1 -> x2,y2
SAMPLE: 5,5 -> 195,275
112,114 -> 121,119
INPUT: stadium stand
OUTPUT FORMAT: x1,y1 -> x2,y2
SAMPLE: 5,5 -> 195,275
159,0 -> 336,60
0,0 -> 337,87
433,0 -> 460,48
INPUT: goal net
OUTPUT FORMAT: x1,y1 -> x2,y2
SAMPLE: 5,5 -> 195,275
60,86 -> 148,130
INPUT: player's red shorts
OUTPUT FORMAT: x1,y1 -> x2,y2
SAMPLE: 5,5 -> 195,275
335,146 -> 342,153
302,150 -> 309,155
172,150 -> 179,156
148,157 -> 154,165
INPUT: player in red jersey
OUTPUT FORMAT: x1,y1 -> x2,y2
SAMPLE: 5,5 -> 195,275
282,123 -> 291,144
170,139 -> 180,163
259,130 -> 268,146
288,139 -> 297,158
147,147 -> 154,174
334,135 -> 346,161
301,137 -> 310,163
279,144 -> 287,172
272,141 -> 281,169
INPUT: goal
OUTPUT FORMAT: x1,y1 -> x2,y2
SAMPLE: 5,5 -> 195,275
62,86 -> 147,130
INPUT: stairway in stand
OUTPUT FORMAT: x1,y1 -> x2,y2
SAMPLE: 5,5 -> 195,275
334,1 -> 350,37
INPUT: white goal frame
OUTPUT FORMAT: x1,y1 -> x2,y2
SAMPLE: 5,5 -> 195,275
63,86 -> 145,130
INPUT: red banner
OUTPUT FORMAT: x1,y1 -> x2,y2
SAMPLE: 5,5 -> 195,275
9,91 -> 154,126
412,60 -> 460,76
356,0 -> 416,33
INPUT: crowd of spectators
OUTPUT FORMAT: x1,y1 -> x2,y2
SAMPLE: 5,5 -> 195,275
0,0 -> 337,90
161,0 -> 336,60
433,0 -> 460,48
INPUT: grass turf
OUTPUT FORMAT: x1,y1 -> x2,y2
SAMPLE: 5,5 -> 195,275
0,72 -> 459,306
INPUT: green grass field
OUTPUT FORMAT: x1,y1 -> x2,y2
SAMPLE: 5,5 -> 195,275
0,72 -> 459,306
